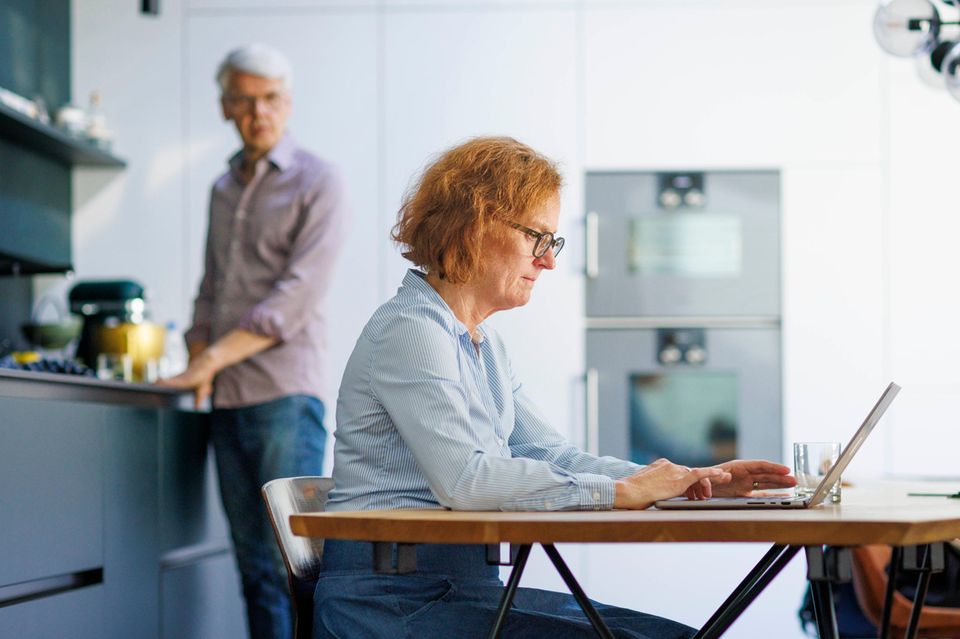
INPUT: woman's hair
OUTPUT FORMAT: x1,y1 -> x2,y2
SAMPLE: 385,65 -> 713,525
392,136 -> 563,284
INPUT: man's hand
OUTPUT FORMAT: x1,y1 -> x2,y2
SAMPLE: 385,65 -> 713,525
708,459 -> 797,497
158,351 -> 217,409
613,459 -> 732,510
156,329 -> 277,409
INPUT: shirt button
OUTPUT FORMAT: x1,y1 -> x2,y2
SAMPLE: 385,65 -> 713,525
497,438 -> 504,446
592,492 -> 601,501
544,500 -> 553,509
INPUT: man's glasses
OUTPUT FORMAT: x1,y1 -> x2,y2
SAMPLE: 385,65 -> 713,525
507,222 -> 565,259
223,92 -> 287,114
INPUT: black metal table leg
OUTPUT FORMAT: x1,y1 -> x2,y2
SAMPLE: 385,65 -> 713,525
901,543 -> 944,639
486,543 -> 532,639
879,545 -> 901,639
810,579 -> 839,639
903,545 -> 933,639
542,544 -> 616,639
805,545 -> 852,639
693,544 -> 802,639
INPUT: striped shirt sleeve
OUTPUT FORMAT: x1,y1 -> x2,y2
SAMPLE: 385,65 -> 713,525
368,310 -> 620,511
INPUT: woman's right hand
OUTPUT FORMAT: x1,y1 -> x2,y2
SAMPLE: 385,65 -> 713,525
613,458 -> 732,510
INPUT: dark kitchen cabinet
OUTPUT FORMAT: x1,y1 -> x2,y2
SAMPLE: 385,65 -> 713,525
0,0 -> 125,277
0,380 -> 244,638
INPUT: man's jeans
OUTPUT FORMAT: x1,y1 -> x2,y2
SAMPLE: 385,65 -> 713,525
211,394 -> 326,639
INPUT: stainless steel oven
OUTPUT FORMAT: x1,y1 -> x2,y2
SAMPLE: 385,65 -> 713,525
586,325 -> 781,465
585,170 -> 781,464
586,171 -> 780,319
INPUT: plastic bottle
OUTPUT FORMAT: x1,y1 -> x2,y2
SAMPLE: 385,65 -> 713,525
160,321 -> 188,378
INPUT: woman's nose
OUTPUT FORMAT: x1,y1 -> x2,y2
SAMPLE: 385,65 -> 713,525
535,248 -> 556,270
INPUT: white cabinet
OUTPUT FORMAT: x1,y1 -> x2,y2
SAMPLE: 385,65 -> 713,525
885,61 -> 960,476
582,2 -> 883,169
382,6 -> 584,438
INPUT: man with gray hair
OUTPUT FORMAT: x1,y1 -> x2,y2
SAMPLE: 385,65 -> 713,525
161,43 -> 347,639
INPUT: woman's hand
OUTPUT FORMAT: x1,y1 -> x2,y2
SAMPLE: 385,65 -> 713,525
708,459 -> 797,497
613,459 -> 732,510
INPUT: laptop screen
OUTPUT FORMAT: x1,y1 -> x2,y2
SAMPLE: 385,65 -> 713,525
807,382 -> 901,507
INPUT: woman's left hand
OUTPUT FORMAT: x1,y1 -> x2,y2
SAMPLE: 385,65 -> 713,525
707,459 -> 797,497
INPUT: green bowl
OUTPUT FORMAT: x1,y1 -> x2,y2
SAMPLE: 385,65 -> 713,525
21,317 -> 83,350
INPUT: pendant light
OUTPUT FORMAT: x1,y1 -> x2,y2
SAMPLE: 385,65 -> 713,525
874,0 -> 960,101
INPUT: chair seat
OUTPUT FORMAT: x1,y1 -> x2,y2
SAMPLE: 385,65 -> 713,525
851,545 -> 960,638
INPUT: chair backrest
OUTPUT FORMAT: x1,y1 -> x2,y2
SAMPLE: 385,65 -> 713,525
851,545 -> 960,638
262,476 -> 335,582
262,476 -> 335,639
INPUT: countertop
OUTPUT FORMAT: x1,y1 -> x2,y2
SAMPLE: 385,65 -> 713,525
0,368 -> 195,409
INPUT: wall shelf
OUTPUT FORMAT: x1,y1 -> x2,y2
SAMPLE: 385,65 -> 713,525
0,102 -> 125,168
0,251 -> 72,277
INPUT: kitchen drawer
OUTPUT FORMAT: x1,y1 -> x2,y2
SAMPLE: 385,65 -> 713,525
0,580 -> 103,638
0,397 -> 104,587
160,553 -> 245,639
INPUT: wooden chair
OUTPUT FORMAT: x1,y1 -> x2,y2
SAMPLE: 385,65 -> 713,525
850,545 -> 960,638
261,476 -> 335,639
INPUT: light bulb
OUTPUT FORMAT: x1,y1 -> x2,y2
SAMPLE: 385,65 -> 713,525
874,0 -> 941,57
942,41 -> 960,101
915,40 -> 956,88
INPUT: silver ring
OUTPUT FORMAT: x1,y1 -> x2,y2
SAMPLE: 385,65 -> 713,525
752,480 -> 760,490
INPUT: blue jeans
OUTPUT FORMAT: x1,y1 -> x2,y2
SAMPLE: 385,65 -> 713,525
314,540 -> 695,639
211,394 -> 326,639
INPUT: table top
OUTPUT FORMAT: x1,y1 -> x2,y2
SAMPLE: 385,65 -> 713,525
290,481 -> 960,547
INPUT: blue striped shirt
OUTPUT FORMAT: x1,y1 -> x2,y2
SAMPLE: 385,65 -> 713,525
326,269 -> 640,512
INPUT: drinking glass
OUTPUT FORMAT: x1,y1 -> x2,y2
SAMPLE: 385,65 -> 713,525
793,441 -> 842,503
96,352 -> 133,382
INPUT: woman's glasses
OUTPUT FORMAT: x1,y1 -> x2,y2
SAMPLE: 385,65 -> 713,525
507,222 -> 565,259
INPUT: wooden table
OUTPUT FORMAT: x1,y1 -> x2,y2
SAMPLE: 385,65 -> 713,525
291,482 -> 960,638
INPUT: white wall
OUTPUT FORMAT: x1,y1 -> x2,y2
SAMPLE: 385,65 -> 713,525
71,0 -> 186,329
69,0 -> 960,637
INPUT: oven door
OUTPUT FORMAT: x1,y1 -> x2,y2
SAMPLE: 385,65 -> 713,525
585,170 -> 780,318
586,326 -> 781,467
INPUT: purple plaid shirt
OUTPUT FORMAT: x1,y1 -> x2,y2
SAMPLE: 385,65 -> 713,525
185,134 -> 348,408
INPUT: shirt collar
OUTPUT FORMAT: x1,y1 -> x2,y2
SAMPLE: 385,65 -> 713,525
227,133 -> 297,175
403,269 -> 487,343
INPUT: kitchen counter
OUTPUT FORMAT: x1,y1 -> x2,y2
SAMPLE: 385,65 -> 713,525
0,370 -> 243,637
0,368 -> 194,409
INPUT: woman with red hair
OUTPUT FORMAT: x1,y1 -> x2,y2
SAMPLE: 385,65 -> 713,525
315,136 -> 794,638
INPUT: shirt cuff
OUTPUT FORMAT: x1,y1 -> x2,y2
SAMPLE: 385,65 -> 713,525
573,474 -> 617,510
183,324 -> 208,346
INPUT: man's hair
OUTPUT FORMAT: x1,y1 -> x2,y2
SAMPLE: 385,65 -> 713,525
216,43 -> 293,93
392,136 -> 563,284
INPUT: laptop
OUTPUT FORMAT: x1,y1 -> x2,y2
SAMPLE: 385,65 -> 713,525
655,381 -> 901,510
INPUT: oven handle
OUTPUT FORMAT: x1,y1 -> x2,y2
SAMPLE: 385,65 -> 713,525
585,367 -> 599,456
585,211 -> 599,279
